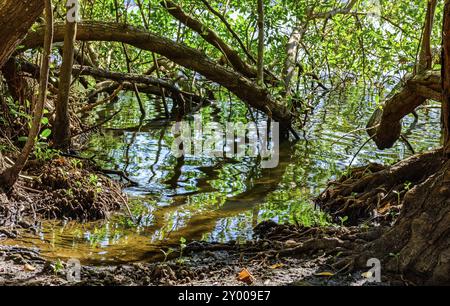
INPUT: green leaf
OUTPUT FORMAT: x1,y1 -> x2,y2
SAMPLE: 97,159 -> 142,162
40,128 -> 52,139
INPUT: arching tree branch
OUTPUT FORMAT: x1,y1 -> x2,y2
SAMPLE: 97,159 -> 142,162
160,0 -> 277,83
19,21 -> 295,133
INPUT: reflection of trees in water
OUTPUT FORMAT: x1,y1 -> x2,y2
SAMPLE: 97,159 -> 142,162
123,117 -> 145,174
135,141 -> 294,260
83,93 -> 443,263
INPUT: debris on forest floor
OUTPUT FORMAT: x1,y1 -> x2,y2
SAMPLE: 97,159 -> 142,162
0,221 -> 401,286
237,268 -> 255,284
0,240 -> 397,286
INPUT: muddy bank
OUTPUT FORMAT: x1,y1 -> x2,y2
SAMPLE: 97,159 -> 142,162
0,156 -> 125,237
0,221 -> 400,286
0,245 -> 391,286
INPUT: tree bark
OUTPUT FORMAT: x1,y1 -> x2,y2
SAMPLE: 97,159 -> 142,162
19,21 -> 294,131
0,0 -> 44,69
348,1 -> 450,284
354,160 -> 450,285
54,11 -> 77,150
1,58 -> 34,105
443,0 -> 450,150
72,65 -> 212,106
283,25 -> 306,96
418,0 -> 438,73
366,71 -> 440,149
199,0 -> 256,65
317,149 -> 446,224
0,0 -> 53,191
367,0 -> 439,150
311,0 -> 358,19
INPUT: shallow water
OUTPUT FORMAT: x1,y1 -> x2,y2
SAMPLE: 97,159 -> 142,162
4,90 -> 441,264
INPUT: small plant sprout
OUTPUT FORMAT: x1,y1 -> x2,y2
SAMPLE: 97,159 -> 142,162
179,237 -> 187,258
53,259 -> 64,275
88,174 -> 99,186
338,216 -> 349,226
160,248 -> 175,262
404,181 -> 412,191
71,159 -> 83,169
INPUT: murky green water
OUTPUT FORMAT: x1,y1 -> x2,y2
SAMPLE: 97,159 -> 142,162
5,89 -> 441,264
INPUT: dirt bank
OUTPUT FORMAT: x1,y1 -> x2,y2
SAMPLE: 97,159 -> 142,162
1,221 -> 400,286
0,156 -> 125,238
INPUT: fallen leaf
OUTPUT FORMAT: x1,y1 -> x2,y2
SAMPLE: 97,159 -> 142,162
361,271 -> 373,279
237,268 -> 254,284
24,264 -> 36,272
314,271 -> 334,277
269,263 -> 285,269
285,240 -> 298,247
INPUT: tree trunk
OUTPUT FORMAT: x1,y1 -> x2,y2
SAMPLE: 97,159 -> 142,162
0,0 -> 53,192
366,71 -> 440,149
0,0 -> 44,69
283,26 -> 305,96
72,65 -> 207,102
54,12 -> 77,150
319,2 -> 450,285
256,0 -> 265,86
366,0 -> 440,150
1,58 -> 33,105
443,0 -> 450,149
354,160 -> 450,284
351,1 -> 450,284
418,0 -> 438,73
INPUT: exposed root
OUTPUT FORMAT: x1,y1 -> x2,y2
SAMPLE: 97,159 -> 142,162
351,160 -> 450,285
0,157 -> 123,232
181,221 -> 385,273
316,149 -> 446,224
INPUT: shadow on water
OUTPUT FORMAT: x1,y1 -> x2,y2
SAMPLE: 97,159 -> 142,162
3,91 -> 442,264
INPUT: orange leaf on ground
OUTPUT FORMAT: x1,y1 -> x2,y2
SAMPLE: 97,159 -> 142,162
237,268 -> 254,284
269,263 -> 285,269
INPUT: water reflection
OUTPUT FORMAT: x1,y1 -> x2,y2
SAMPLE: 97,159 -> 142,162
5,91 -> 441,264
